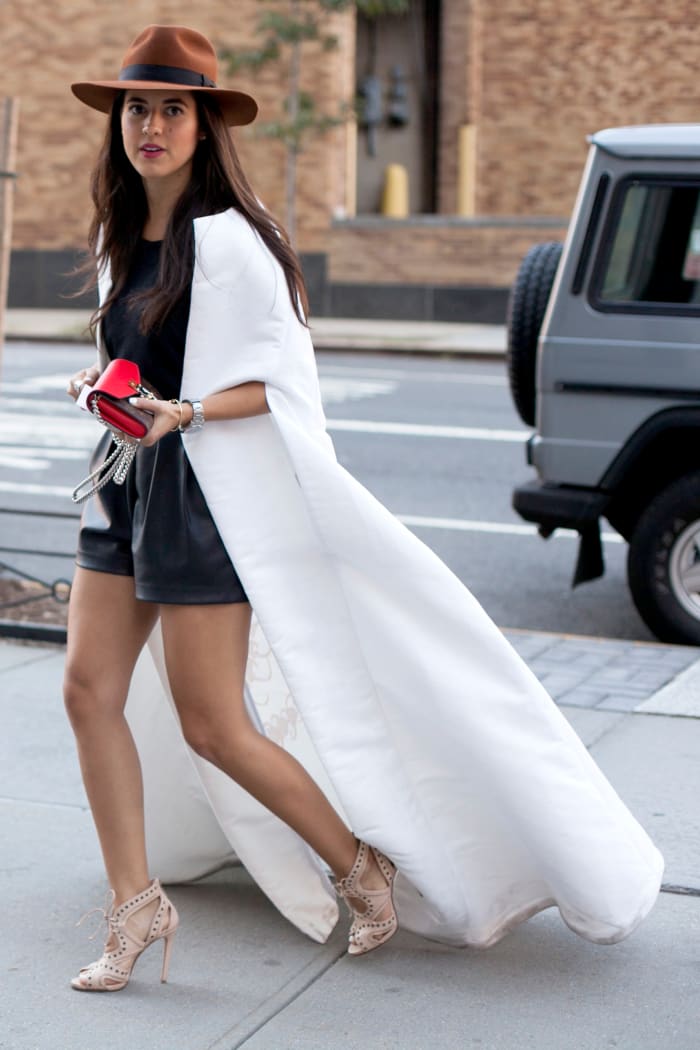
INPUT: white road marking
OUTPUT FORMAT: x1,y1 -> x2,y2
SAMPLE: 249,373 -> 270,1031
7,360 -> 507,390
0,414 -> 97,448
0,408 -> 526,446
1,374 -> 79,394
319,365 -> 507,386
0,396 -> 77,415
318,377 -> 397,403
0,480 -> 624,550
0,445 -> 88,472
327,419 -> 528,441
0,454 -> 52,471
0,445 -> 87,459
398,514 -> 624,544
0,480 -> 74,497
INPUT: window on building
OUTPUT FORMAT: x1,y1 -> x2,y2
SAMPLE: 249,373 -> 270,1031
594,179 -> 700,311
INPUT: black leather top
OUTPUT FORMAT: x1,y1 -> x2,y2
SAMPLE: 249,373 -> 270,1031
102,239 -> 190,401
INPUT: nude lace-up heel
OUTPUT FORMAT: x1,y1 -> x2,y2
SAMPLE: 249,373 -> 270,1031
71,877 -> 179,992
336,840 -> 398,955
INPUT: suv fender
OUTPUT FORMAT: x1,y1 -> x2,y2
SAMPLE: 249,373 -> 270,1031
602,407 -> 700,538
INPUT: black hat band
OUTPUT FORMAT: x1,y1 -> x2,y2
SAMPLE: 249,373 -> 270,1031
119,63 -> 216,88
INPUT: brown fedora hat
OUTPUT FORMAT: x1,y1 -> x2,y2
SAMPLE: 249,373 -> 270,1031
71,24 -> 258,127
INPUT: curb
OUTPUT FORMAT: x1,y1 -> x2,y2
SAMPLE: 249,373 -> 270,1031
3,311 -> 508,357
4,332 -> 507,357
0,620 -> 67,644
5,333 -> 92,344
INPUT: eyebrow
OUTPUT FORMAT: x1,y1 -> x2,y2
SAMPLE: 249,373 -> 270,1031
126,95 -> 189,106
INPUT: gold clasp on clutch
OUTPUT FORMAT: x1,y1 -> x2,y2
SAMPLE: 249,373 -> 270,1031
127,380 -> 157,400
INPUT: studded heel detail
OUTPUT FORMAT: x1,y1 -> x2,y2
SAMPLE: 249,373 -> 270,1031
71,878 -> 178,992
336,840 -> 398,956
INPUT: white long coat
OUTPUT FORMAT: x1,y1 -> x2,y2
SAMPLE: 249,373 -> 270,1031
95,209 -> 663,948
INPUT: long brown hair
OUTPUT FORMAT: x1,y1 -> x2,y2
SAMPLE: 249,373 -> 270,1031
82,92 -> 308,335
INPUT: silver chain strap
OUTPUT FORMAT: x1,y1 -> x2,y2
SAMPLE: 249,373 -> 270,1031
72,398 -> 141,503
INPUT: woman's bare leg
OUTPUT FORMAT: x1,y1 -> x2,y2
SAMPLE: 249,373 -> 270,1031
63,567 -> 159,905
160,602 -> 362,879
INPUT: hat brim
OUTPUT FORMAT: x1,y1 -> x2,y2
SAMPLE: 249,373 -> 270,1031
71,81 -> 258,126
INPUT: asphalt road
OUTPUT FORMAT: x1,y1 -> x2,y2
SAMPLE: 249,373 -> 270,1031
0,341 -> 654,641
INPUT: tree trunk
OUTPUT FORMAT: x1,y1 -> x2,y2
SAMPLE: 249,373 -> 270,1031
0,97 -> 19,378
286,142 -> 299,246
285,1 -> 302,245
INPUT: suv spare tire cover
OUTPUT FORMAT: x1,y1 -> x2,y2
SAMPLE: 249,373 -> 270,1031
506,241 -> 563,426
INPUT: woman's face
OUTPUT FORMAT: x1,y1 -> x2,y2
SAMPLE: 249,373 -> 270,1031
121,89 -> 202,186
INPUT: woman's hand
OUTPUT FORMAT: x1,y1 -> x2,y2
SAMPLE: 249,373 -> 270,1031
127,383 -> 268,446
66,365 -> 101,401
127,397 -> 188,447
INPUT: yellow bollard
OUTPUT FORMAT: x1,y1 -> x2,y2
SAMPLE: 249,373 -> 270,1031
381,163 -> 409,218
457,124 -> 476,217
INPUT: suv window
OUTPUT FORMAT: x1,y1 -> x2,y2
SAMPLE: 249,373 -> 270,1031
593,178 -> 700,312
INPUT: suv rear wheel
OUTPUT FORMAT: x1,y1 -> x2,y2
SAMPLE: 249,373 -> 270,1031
628,471 -> 700,644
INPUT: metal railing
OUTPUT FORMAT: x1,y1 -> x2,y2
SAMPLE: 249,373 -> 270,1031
0,506 -> 78,612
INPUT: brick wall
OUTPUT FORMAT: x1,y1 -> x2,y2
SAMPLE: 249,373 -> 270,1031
4,0 -> 352,253
328,218 -> 567,287
470,0 -> 700,217
6,1 -> 700,303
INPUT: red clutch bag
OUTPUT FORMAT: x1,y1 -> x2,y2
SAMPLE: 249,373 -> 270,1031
86,359 -> 155,439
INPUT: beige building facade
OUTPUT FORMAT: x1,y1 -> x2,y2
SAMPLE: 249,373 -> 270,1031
3,1 -> 700,318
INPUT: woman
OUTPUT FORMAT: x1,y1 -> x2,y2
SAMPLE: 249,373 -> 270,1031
66,24 -> 394,991
65,24 -> 662,993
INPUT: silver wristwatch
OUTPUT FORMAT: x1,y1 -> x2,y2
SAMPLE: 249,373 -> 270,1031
180,399 -> 205,432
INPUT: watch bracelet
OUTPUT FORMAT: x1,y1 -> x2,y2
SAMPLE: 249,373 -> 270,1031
179,399 -> 205,432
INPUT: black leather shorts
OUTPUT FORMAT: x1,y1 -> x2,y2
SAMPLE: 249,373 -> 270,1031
76,430 -> 248,604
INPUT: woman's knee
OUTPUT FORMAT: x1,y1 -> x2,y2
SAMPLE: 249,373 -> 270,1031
63,663 -> 125,729
179,709 -> 255,770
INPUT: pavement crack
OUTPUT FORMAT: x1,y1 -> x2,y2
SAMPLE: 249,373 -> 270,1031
660,883 -> 700,898
0,794 -> 88,811
204,941 -> 346,1050
0,648 -> 61,672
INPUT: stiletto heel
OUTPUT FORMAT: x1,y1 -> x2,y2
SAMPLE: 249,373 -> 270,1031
160,930 -> 176,983
71,877 -> 179,992
336,840 -> 398,955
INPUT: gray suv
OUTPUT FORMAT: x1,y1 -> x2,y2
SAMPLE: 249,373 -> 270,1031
508,124 -> 700,645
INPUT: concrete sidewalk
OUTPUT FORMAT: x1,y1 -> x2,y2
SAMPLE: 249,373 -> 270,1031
4,308 -> 507,356
2,630 -> 699,1050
